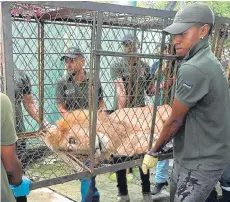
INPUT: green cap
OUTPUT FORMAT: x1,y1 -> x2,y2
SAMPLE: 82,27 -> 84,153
164,3 -> 214,35
60,46 -> 84,61
121,34 -> 140,48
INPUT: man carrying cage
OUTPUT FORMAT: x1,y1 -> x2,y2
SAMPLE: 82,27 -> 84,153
141,3 -> 230,202
55,46 -> 107,202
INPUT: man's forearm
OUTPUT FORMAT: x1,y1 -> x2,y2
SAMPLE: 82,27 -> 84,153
114,79 -> 126,109
25,103 -> 39,123
116,87 -> 126,108
149,118 -> 183,154
117,96 -> 126,109
7,158 -> 22,186
57,103 -> 69,118
23,95 -> 40,123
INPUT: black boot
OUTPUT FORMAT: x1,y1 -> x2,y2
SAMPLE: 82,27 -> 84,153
116,169 -> 129,197
16,196 -> 27,202
151,181 -> 168,195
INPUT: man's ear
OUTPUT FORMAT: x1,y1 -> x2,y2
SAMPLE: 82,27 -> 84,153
200,24 -> 210,37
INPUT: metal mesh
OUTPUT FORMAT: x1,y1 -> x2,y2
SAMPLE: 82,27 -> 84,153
0,11 -> 4,93
1,1 -> 230,189
220,24 -> 230,74
211,23 -> 230,86
221,25 -> 230,86
0,57 -> 4,93
10,3 -> 96,183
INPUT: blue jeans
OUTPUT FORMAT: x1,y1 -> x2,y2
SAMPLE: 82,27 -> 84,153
155,160 -> 169,184
80,176 -> 99,202
81,162 -> 100,202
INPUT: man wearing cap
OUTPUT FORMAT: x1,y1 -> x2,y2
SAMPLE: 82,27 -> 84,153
56,46 -> 107,116
110,34 -> 161,202
141,3 -> 230,202
55,46 -> 107,202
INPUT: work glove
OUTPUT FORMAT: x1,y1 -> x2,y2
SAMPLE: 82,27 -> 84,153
141,154 -> 158,175
10,176 -> 31,197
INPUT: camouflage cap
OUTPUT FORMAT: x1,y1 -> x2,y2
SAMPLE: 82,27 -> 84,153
164,3 -> 214,35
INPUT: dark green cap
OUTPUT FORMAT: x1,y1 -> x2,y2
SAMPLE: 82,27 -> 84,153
121,34 -> 140,48
60,46 -> 84,61
164,3 -> 214,35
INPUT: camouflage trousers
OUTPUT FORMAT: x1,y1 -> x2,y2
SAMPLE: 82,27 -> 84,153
170,161 -> 225,202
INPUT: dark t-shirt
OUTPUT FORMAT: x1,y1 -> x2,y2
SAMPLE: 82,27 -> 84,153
14,66 -> 32,133
174,39 -> 230,170
55,71 -> 103,111
110,58 -> 152,109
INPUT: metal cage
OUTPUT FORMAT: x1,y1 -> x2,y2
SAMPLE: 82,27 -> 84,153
1,1 -> 230,191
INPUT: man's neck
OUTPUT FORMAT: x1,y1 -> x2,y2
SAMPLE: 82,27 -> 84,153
127,57 -> 139,65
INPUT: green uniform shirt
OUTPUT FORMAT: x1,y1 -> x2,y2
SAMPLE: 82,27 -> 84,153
55,71 -> 103,110
174,38 -> 230,170
1,93 -> 17,202
110,58 -> 152,109
14,66 -> 32,133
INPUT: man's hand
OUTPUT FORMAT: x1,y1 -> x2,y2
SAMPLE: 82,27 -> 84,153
141,154 -> 158,174
166,77 -> 174,88
160,77 -> 174,89
57,103 -> 70,118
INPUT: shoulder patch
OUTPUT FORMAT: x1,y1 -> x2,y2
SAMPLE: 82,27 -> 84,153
183,82 -> 193,89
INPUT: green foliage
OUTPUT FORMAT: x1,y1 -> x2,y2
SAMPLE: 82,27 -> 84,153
137,1 -> 230,18
93,0 -> 113,3
174,1 -> 230,18
137,1 -> 168,9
